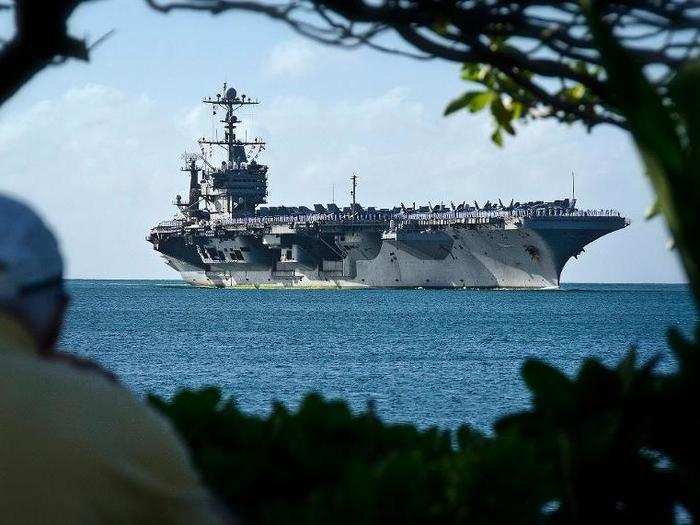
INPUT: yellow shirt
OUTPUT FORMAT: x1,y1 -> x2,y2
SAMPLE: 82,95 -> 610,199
0,314 -> 225,523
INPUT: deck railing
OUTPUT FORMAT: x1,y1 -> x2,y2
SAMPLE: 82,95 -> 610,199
152,208 -> 624,233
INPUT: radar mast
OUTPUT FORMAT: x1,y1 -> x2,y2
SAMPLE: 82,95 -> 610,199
350,173 -> 358,216
200,82 -> 266,167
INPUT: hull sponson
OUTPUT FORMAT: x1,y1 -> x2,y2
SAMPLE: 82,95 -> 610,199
154,236 -> 209,271
155,215 -> 627,289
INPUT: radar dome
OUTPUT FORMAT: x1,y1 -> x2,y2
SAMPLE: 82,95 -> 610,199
225,87 -> 237,100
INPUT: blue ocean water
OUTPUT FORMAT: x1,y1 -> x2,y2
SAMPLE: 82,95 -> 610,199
60,281 -> 697,431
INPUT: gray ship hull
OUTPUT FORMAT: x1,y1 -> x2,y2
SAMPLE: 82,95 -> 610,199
155,215 -> 626,289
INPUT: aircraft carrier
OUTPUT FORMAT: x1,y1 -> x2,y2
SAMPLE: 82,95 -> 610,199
147,84 -> 629,289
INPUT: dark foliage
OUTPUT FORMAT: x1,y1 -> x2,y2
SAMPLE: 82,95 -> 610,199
150,326 -> 700,524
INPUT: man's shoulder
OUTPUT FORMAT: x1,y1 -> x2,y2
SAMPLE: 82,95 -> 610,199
2,350 -> 143,417
1,351 -> 195,479
0,352 -> 226,523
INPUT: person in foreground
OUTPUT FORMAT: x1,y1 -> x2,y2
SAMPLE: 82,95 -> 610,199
0,194 -> 228,523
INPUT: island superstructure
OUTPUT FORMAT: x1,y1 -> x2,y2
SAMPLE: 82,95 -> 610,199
147,84 -> 629,289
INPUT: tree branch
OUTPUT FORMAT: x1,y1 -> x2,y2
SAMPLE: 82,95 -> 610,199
145,0 -> 700,131
0,0 -> 93,107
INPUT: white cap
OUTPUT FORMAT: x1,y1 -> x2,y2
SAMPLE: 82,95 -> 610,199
0,194 -> 63,301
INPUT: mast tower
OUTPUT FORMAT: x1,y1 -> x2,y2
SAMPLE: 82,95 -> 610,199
194,83 -> 269,216
200,83 -> 265,166
350,173 -> 358,216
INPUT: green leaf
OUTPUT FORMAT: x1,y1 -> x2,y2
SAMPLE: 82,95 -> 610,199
561,84 -> 586,102
455,425 -> 484,451
444,91 -> 480,116
490,97 -> 511,127
491,127 -> 503,147
645,200 -> 660,220
432,15 -> 450,36
521,359 -> 574,413
669,61 -> 700,169
502,120 -> 516,136
461,63 -> 488,82
616,349 -> 638,391
444,91 -> 494,116
667,327 -> 694,366
511,101 -> 524,120
469,91 -> 495,112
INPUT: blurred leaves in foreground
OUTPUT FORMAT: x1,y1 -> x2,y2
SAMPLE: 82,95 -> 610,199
150,326 -> 700,524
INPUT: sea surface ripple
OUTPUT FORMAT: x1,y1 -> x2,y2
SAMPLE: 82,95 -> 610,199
61,281 -> 698,431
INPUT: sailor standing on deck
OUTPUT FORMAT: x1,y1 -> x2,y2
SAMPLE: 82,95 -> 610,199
0,194 -> 227,523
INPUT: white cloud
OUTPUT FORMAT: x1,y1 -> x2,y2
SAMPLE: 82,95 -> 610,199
0,84 -> 192,279
264,39 -> 321,77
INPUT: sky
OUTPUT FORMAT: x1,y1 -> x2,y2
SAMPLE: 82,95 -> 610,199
0,1 -> 686,282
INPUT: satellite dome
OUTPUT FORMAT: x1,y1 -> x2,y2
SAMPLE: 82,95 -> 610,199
225,87 -> 237,100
